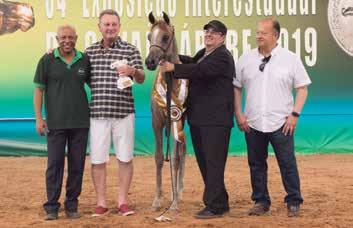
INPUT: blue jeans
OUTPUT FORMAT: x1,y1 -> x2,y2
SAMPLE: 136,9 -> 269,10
245,126 -> 303,206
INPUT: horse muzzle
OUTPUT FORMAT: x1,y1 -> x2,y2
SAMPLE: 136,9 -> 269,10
145,57 -> 157,70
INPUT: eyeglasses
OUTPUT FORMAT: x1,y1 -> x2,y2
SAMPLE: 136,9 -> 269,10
203,29 -> 222,36
259,55 -> 271,72
57,35 -> 76,41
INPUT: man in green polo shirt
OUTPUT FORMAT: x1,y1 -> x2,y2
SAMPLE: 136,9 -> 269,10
33,24 -> 90,220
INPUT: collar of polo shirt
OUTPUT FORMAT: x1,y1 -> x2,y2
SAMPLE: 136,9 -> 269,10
99,36 -> 123,49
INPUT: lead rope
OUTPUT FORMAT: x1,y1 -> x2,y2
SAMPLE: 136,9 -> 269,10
155,71 -> 175,221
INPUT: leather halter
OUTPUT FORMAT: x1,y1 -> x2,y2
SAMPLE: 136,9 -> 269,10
149,25 -> 175,57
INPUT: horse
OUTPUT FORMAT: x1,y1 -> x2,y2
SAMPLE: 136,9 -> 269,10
145,12 -> 188,211
0,0 -> 35,36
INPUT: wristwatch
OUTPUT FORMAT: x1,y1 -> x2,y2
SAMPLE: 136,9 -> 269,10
291,111 -> 300,117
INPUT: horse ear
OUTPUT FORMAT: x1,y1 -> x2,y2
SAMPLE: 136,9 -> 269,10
162,11 -> 170,25
148,12 -> 156,24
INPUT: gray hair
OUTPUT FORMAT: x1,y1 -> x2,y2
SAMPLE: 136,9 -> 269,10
56,24 -> 77,36
99,9 -> 120,23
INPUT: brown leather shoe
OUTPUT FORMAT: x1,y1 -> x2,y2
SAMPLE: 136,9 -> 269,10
248,203 -> 270,216
194,208 -> 224,219
287,204 -> 300,217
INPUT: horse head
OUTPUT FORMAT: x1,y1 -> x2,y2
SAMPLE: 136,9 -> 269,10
0,1 -> 35,35
145,11 -> 176,70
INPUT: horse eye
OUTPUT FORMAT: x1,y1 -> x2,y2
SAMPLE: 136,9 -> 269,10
162,35 -> 169,44
147,33 -> 151,41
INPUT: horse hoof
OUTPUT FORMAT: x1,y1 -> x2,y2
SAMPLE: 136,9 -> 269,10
177,192 -> 183,201
169,207 -> 179,212
152,199 -> 162,211
151,205 -> 161,212
169,202 -> 179,211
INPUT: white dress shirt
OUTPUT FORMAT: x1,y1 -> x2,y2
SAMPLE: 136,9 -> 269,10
233,46 -> 311,133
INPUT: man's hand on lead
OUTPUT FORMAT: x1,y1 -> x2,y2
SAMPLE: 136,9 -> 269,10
159,60 -> 174,73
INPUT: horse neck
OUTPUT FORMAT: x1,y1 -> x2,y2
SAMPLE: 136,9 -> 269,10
153,38 -> 180,91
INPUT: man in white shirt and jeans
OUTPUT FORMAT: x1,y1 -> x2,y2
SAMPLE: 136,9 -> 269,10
233,18 -> 311,217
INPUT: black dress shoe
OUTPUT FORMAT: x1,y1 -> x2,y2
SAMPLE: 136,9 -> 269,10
194,208 -> 223,219
287,204 -> 300,217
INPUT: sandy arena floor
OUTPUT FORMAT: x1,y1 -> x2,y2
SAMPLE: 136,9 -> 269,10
0,154 -> 353,227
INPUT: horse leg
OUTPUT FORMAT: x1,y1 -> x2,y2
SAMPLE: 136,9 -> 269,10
177,142 -> 186,201
151,109 -> 164,211
170,141 -> 179,211
152,127 -> 163,211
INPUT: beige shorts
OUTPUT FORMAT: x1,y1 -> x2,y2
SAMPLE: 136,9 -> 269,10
90,114 -> 135,164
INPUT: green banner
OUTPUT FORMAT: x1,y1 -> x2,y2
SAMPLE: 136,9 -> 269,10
0,0 -> 352,155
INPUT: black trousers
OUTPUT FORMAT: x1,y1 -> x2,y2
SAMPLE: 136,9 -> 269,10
43,128 -> 88,213
190,125 -> 231,214
245,127 -> 303,207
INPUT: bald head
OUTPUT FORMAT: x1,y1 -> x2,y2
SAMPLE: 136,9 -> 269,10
258,18 -> 281,39
256,18 -> 281,52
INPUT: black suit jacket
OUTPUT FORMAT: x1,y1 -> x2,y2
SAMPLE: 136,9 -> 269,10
174,45 -> 235,127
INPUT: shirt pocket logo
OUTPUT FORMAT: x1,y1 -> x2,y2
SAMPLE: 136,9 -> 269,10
78,68 -> 85,76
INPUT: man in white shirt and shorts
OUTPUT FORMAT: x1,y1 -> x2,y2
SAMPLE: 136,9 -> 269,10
85,9 -> 145,216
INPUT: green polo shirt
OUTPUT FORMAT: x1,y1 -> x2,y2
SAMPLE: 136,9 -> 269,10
33,48 -> 91,129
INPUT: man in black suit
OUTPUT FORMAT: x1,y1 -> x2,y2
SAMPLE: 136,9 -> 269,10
160,20 -> 235,219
